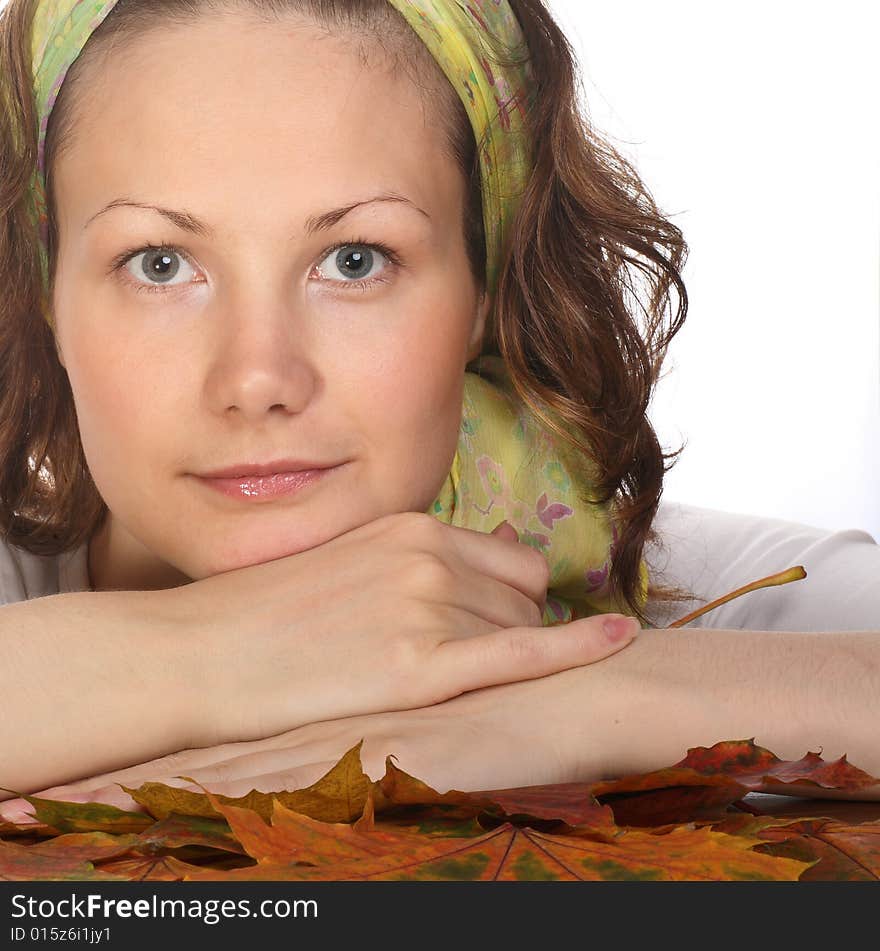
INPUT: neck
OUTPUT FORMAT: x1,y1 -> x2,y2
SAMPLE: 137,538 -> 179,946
87,515 -> 191,593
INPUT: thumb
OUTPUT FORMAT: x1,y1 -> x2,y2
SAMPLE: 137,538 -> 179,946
491,520 -> 519,542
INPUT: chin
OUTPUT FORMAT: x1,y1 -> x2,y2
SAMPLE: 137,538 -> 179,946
199,532 -> 330,576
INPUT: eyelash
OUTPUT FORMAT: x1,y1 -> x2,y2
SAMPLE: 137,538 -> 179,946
108,237 -> 403,296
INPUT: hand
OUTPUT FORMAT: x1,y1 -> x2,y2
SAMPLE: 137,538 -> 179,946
171,511 -> 641,748
0,719 -> 407,822
0,667 -> 613,824
0,722 -> 390,822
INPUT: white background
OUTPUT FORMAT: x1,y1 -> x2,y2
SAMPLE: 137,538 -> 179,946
546,0 -> 879,540
9,0 -> 879,539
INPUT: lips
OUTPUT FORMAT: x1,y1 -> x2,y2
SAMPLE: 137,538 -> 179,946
195,463 -> 343,501
198,459 -> 337,479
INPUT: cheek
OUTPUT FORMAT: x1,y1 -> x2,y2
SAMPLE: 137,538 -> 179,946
356,337 -> 466,511
63,337 -> 171,480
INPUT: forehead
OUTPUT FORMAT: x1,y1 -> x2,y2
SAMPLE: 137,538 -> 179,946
54,11 -> 462,229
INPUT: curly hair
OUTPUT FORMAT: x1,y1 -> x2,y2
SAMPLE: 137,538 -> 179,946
0,0 -> 694,623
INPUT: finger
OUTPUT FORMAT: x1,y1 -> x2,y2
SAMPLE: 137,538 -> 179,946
432,613 -> 641,694
85,724 -> 379,798
432,569 -> 545,632
34,777 -> 118,798
32,770 -> 165,798
0,797 -> 36,824
67,785 -> 145,812
189,761 -> 342,800
39,739 -> 282,795
163,742 -> 355,790
436,519 -> 550,611
490,520 -> 518,541
0,785 -> 141,818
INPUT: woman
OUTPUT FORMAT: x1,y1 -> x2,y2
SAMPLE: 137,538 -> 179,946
0,0 -> 876,820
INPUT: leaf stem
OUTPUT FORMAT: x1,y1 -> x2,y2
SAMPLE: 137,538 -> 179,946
666,566 -> 807,629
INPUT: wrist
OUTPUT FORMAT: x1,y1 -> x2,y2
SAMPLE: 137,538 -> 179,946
566,627 -> 880,782
154,584 -> 228,749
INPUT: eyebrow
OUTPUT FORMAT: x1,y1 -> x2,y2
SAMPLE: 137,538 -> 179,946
83,193 -> 430,236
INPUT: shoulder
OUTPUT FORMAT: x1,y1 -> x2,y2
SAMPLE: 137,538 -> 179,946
0,537 -> 90,605
644,501 -> 880,631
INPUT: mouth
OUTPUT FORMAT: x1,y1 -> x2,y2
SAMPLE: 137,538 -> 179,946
194,463 -> 345,501
198,458 -> 340,479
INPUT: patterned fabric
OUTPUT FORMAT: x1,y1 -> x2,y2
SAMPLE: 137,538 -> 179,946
24,0 -> 648,623
432,356 -> 649,625
29,0 -> 118,327
385,0 -> 533,299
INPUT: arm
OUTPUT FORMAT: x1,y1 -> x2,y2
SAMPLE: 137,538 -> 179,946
0,513 -> 636,802
26,625 -> 879,810
0,590 -> 199,799
365,624 -> 880,792
529,625 -> 880,784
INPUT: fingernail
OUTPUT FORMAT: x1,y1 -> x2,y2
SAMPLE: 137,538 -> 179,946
603,614 -> 641,642
492,520 -> 518,540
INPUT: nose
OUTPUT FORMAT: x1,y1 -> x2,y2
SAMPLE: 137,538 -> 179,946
203,293 -> 318,421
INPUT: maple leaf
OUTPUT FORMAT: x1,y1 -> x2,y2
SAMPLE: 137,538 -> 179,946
159,784 -> 812,882
94,812 -> 252,879
0,791 -> 153,838
119,740 -> 372,824
3,740 -> 879,882
376,756 -> 618,831
589,739 -> 880,827
0,832 -> 139,881
711,813 -> 880,881
676,739 -> 880,797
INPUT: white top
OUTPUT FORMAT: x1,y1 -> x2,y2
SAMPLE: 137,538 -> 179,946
642,501 -> 880,632
0,539 -> 91,604
0,502 -> 877,631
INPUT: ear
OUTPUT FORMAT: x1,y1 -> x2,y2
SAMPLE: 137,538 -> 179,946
466,291 -> 491,363
54,334 -> 66,369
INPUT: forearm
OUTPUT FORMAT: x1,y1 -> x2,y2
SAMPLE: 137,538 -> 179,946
546,627 -> 880,781
0,590 -> 199,799
14,625 -> 877,812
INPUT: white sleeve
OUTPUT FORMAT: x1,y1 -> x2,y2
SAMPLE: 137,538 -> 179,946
643,500 -> 880,632
0,538 -> 77,604
0,537 -> 30,605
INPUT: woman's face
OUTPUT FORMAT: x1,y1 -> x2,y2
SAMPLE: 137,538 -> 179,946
51,12 -> 489,589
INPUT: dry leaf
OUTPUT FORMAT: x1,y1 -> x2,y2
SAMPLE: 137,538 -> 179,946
5,738 -> 878,881
589,739 -> 880,827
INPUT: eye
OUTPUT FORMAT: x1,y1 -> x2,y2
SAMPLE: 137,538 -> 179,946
110,239 -> 400,297
114,244 -> 198,293
314,242 -> 394,287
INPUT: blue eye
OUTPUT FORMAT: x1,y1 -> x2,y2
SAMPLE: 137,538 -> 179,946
110,238 -> 402,297
125,246 -> 195,288
317,243 -> 390,284
111,243 -> 199,295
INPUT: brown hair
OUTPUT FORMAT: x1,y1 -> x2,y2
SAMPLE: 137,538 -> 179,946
0,0 -> 694,623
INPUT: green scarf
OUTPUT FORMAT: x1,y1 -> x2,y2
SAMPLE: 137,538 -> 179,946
430,356 -> 648,626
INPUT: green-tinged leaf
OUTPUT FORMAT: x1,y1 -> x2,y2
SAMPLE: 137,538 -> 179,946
712,813 -> 880,881
0,835 -> 135,881
4,739 -> 878,882
134,812 -> 245,854
0,794 -> 153,835
123,741 -> 372,823
168,810 -> 813,882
